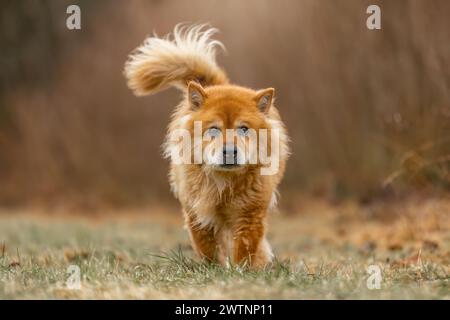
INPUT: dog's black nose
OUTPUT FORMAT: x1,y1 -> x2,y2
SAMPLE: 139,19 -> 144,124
223,145 -> 238,165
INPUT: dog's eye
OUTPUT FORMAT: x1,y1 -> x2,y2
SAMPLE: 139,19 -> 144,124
237,126 -> 249,136
207,127 -> 221,137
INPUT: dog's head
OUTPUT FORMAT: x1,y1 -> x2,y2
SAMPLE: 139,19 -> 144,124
179,82 -> 278,175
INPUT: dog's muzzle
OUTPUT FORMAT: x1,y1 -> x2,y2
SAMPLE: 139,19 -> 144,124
221,144 -> 239,167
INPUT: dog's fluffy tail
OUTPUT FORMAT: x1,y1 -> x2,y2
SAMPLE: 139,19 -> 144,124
124,24 -> 228,96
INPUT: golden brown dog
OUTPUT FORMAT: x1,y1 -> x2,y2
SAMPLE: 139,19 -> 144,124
124,25 -> 289,268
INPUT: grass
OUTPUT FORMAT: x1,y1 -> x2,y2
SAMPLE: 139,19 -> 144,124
0,198 -> 449,299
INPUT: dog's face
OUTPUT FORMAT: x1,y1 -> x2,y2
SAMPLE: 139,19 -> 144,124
185,82 -> 275,174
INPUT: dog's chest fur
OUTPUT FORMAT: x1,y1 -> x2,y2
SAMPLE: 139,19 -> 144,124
171,164 -> 271,229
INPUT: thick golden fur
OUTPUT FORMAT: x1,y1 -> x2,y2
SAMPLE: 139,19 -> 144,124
125,24 -> 289,268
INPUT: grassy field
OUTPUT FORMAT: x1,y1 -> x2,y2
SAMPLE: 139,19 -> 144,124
0,198 -> 449,299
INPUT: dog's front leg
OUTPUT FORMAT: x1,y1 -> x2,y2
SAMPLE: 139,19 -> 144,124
185,213 -> 218,262
232,214 -> 267,268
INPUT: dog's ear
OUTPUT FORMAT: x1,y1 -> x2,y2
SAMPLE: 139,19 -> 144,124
188,81 -> 206,110
254,88 -> 275,113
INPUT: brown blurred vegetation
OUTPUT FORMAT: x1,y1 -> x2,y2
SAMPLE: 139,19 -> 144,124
0,0 -> 449,209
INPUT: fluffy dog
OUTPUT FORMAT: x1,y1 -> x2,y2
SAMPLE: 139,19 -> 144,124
124,25 -> 289,268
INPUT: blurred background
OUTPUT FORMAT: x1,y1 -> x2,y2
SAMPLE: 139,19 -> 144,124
0,0 -> 449,211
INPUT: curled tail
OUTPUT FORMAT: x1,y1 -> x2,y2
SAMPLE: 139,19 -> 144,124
124,24 -> 228,96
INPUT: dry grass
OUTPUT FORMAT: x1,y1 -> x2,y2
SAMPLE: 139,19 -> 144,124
0,197 -> 448,299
